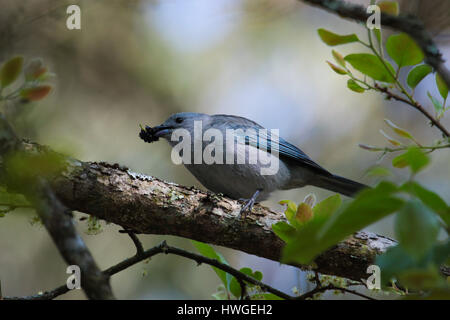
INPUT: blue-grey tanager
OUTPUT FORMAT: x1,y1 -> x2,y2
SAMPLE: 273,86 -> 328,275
139,112 -> 367,214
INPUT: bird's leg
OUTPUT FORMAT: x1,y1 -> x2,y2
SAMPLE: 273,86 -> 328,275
239,189 -> 262,217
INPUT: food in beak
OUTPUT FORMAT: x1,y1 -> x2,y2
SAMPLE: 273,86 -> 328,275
139,125 -> 171,143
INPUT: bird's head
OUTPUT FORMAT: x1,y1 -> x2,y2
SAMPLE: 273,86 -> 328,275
139,112 -> 210,143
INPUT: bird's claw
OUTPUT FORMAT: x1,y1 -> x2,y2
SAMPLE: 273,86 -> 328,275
238,189 -> 261,218
239,198 -> 256,217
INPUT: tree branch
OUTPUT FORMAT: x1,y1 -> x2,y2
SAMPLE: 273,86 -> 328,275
2,140 -> 404,283
4,240 -> 293,300
0,117 -> 114,300
4,140 -> 450,291
299,0 -> 450,89
120,229 -> 145,257
374,83 -> 450,137
3,140 -> 450,299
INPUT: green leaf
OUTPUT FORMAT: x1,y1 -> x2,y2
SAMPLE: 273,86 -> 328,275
237,267 -> 263,282
430,239 -> 450,267
400,182 -> 450,226
386,33 -> 424,68
427,92 -> 443,115
1,56 -> 24,88
0,187 -> 30,207
283,183 -> 403,264
395,200 -> 440,260
347,79 -> 365,93
407,65 -> 432,89
436,73 -> 448,100
313,194 -> 342,221
4,150 -> 67,187
272,221 -> 297,242
20,85 -> 52,101
279,200 -> 297,224
365,166 -> 392,178
377,240 -> 450,289
384,119 -> 414,140
191,241 -> 232,292
376,245 -> 417,287
229,278 -> 242,298
392,157 -> 408,168
278,194 -> 342,243
318,182 -> 402,240
326,61 -> 347,75
281,195 -> 341,264
397,267 -> 444,291
392,147 -> 430,173
317,29 -> 359,46
332,50 -> 346,68
344,53 -> 395,83
281,195 -> 340,264
378,1 -> 400,16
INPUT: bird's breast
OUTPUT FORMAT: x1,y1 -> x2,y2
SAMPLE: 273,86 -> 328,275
166,132 -> 291,200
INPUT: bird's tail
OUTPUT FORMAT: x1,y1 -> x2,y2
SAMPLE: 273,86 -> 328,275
311,174 -> 368,197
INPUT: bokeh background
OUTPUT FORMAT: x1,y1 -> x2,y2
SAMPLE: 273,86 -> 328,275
0,0 -> 449,299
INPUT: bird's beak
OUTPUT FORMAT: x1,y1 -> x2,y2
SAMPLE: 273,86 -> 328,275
151,125 -> 173,138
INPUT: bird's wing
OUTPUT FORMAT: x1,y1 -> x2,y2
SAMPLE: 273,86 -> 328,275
211,115 -> 331,175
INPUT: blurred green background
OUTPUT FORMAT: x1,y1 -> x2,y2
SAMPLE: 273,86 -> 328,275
0,0 -> 449,299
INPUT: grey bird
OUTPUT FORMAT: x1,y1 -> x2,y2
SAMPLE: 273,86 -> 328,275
139,112 -> 368,214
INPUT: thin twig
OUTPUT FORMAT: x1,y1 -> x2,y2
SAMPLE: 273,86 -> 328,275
4,240 -> 374,301
237,278 -> 248,300
296,283 -> 376,300
375,84 -> 450,137
157,241 -> 294,300
119,229 -> 144,257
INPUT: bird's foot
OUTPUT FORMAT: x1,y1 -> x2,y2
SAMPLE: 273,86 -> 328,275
239,189 -> 262,218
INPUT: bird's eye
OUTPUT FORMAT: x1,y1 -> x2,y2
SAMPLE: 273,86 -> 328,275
175,117 -> 183,124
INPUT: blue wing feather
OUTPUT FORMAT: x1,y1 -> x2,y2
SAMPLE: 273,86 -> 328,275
211,114 -> 330,175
